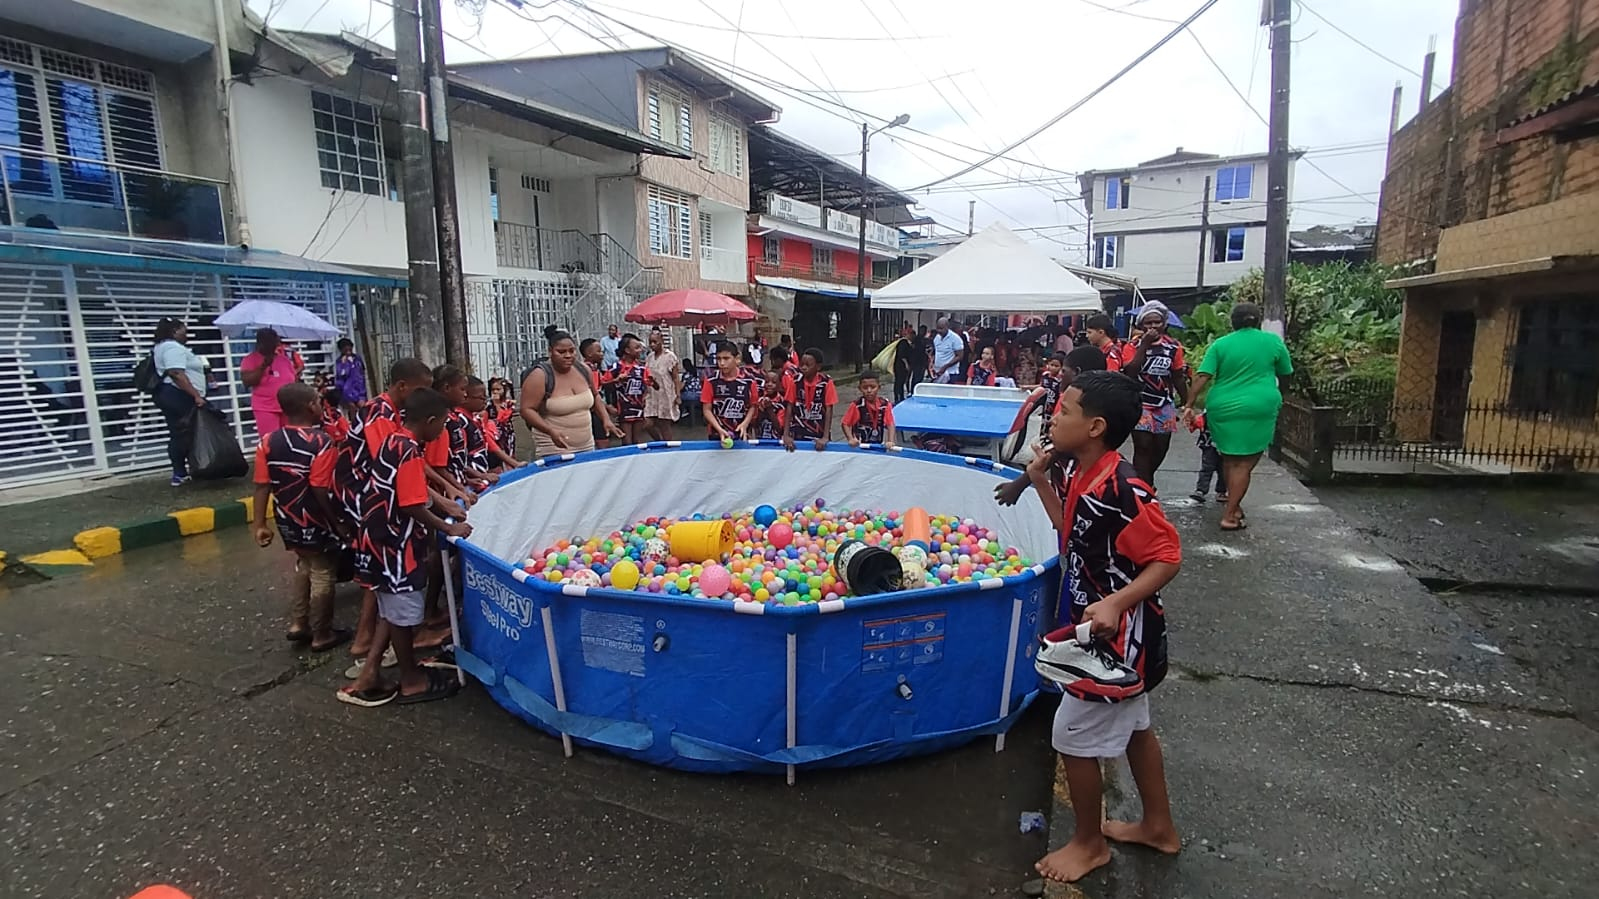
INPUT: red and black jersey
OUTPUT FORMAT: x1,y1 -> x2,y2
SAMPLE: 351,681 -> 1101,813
493,404 -> 517,458
700,374 -> 757,437
1098,339 -> 1128,373
1122,337 -> 1186,410
333,392 -> 401,522
750,395 -> 786,440
320,401 -> 350,443
603,360 -> 654,422
1047,450 -> 1180,703
354,431 -> 432,594
443,408 -> 472,483
254,425 -> 338,550
462,407 -> 490,474
966,363 -> 997,386
783,373 -> 837,441
841,396 -> 894,444
1040,370 -> 1064,418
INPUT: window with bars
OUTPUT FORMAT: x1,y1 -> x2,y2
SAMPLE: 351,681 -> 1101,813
1509,298 -> 1599,419
646,184 -> 692,259
812,246 -> 834,274
0,36 -> 161,205
311,90 -> 386,196
708,114 -> 743,176
646,83 -> 692,152
698,209 -> 714,260
763,236 -> 781,265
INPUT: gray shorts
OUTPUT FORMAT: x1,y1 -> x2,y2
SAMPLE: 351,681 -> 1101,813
376,590 -> 425,627
1051,693 -> 1151,758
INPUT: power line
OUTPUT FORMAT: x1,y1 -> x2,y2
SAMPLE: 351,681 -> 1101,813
1297,0 -> 1446,95
579,0 -> 950,41
909,0 -> 1222,190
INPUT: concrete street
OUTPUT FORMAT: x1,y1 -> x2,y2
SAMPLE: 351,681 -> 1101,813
4,418 -> 1598,898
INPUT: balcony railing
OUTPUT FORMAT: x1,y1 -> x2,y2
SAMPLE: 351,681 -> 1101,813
751,260 -> 891,288
1,145 -> 227,244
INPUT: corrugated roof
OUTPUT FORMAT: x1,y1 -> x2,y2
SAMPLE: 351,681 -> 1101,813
1507,80 -> 1599,127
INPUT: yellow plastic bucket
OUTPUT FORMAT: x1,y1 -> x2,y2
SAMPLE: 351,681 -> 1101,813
668,519 -> 735,563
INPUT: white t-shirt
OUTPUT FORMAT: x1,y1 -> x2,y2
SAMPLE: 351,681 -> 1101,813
932,330 -> 965,375
153,339 -> 206,391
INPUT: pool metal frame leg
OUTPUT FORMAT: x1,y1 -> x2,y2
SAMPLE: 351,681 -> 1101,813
541,606 -> 576,758
995,596 -> 1024,752
786,631 -> 797,786
442,546 -> 466,687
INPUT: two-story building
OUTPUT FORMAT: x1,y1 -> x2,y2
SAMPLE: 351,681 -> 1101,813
453,47 -> 779,301
1078,148 -> 1299,310
237,30 -> 691,383
744,126 -> 914,364
1377,0 -> 1599,471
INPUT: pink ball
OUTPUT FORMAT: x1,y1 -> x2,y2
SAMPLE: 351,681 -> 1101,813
768,522 -> 795,549
699,563 -> 732,596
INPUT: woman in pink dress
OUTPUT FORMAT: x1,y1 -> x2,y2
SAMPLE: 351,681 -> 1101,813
239,328 -> 304,437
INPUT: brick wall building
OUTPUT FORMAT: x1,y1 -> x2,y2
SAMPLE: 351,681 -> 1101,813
1374,0 -> 1599,471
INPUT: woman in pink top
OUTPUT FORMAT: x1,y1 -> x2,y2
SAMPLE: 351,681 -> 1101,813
239,328 -> 305,436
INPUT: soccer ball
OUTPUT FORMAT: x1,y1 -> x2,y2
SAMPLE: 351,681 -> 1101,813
568,568 -> 602,588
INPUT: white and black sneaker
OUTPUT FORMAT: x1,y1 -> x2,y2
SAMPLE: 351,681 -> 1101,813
1035,622 -> 1143,699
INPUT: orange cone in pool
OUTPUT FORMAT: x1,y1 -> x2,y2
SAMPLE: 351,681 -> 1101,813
902,507 -> 932,552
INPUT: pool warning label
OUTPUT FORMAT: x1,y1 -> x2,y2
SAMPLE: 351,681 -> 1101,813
580,609 -> 646,677
861,612 -> 946,673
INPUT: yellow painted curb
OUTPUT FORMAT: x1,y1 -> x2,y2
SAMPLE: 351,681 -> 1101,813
22,549 -> 93,567
168,507 -> 216,536
238,495 -> 274,521
0,550 -> 7,574
74,526 -> 123,559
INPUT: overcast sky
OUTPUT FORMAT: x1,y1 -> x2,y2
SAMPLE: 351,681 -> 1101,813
248,0 -> 1459,256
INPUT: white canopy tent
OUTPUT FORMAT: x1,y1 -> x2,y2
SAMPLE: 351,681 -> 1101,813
871,223 -> 1104,313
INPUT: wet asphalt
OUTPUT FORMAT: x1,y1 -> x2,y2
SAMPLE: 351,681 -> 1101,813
4,406 -> 1599,898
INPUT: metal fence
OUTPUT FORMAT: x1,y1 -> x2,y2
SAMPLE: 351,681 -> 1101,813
0,262 -> 352,490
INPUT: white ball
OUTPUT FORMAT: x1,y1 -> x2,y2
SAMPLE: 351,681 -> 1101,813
895,545 -> 928,568
643,537 -> 669,561
567,568 -> 602,588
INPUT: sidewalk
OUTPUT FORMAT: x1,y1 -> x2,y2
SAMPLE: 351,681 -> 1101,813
1040,439 -> 1597,898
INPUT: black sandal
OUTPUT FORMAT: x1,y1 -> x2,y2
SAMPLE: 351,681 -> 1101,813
336,683 -> 399,708
285,628 -> 312,644
310,628 -> 354,653
394,667 -> 460,705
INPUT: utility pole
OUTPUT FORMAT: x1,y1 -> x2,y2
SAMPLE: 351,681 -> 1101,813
967,200 -> 975,236
419,0 -> 469,368
856,122 -> 871,372
392,0 -> 443,365
1261,0 -> 1292,336
1196,174 -> 1211,291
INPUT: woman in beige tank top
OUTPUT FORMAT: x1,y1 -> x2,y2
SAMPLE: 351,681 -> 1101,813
520,326 -> 622,457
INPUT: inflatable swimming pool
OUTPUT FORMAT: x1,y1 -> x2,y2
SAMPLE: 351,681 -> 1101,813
447,442 -> 1060,777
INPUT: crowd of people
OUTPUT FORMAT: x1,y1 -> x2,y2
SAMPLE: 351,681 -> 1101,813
153,303 -> 1290,884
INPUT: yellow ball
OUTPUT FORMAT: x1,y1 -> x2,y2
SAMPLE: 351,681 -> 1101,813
610,559 -> 641,591
755,588 -> 770,601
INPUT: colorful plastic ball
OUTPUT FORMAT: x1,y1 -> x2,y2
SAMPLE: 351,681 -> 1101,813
610,559 -> 641,591
642,537 -> 668,561
752,504 -> 778,527
768,522 -> 795,549
721,436 -> 735,449
568,568 -> 602,588
699,563 -> 732,596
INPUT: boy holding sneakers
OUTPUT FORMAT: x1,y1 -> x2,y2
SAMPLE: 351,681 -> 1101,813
252,382 -> 351,652
341,387 -> 471,708
1027,370 -> 1182,883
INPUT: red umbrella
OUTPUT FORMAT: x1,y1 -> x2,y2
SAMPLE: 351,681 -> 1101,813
624,289 -> 757,328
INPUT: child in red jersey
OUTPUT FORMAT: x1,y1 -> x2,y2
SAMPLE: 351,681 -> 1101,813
252,382 -> 350,651
601,333 -> 654,445
433,365 -> 498,492
782,347 -> 837,453
341,387 -> 471,708
747,373 -> 787,440
466,376 -> 522,472
966,345 -> 999,386
841,371 -> 896,447
701,343 -> 758,442
1028,371 -> 1181,884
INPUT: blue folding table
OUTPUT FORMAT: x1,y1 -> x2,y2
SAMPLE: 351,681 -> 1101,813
892,382 -> 1045,462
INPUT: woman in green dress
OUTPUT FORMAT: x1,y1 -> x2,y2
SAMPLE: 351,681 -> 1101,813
1183,303 -> 1293,531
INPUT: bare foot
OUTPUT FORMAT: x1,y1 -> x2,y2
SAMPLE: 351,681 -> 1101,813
1034,838 -> 1111,883
413,626 -> 451,650
1102,818 -> 1181,854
